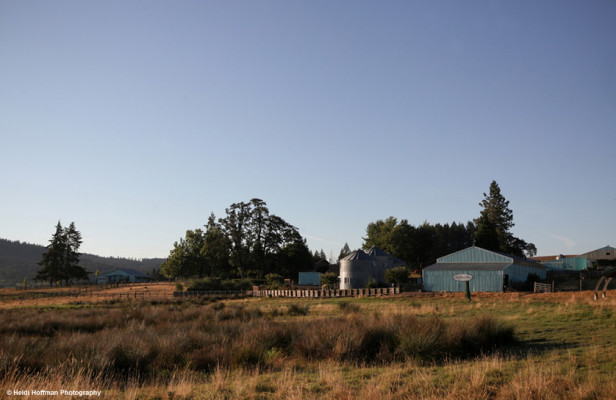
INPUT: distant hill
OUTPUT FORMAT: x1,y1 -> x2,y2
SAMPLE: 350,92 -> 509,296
0,238 -> 166,287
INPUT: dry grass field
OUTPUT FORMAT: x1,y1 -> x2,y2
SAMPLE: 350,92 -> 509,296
1,285 -> 615,399
0,283 -> 176,309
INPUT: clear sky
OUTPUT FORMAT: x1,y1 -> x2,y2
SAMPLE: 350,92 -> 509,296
1,1 -> 615,260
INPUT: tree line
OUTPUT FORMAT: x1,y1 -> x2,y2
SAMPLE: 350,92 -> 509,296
161,198 -> 313,281
362,218 -> 476,269
30,181 -> 535,287
361,181 -> 537,269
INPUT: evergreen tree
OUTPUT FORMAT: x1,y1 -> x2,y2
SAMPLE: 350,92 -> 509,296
36,222 -> 66,286
62,222 -> 88,284
338,242 -> 351,260
36,221 -> 88,286
473,214 -> 500,252
474,181 -> 536,257
312,249 -> 328,263
475,181 -> 514,251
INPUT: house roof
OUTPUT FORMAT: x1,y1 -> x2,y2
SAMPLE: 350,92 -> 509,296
423,263 -> 512,272
437,246 -> 512,264
365,246 -> 406,265
531,255 -> 580,262
581,245 -> 616,257
326,264 -> 340,275
365,247 -> 390,257
98,268 -> 149,278
430,246 -> 545,271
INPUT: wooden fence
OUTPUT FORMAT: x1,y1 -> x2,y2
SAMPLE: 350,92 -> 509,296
174,288 -> 400,298
173,290 -> 247,298
2,286 -> 401,303
533,282 -> 553,293
251,287 -> 400,297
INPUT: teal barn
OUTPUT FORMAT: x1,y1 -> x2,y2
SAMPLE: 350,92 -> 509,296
540,256 -> 588,271
423,246 -> 546,292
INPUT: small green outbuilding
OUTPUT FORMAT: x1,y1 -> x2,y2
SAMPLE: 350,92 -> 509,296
422,246 -> 546,292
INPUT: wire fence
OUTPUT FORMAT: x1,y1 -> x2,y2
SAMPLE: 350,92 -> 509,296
0,282 -> 171,302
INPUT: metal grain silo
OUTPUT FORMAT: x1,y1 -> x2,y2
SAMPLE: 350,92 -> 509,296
339,250 -> 378,289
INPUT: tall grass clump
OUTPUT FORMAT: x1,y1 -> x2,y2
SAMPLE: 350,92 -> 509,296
337,301 -> 361,314
286,303 -> 309,316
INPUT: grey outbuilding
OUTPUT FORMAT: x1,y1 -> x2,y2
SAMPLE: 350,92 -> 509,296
339,247 -> 405,289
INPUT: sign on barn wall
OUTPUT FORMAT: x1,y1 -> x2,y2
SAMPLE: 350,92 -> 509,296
453,273 -> 473,282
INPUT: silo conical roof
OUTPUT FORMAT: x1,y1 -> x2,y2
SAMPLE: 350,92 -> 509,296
365,247 -> 391,257
365,246 -> 406,266
341,250 -> 375,261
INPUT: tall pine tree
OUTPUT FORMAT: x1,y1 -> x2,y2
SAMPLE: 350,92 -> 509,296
36,222 -> 66,286
36,221 -> 88,286
474,181 -> 536,257
63,222 -> 88,284
338,243 -> 351,260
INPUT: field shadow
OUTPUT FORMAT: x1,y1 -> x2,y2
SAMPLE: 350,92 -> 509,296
506,336 -> 580,359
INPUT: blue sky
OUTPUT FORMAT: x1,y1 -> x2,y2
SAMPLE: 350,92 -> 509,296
1,1 -> 615,259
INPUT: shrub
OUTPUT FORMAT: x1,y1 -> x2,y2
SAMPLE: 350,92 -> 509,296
365,279 -> 378,289
187,277 -> 255,291
320,272 -> 338,288
385,267 -> 410,285
191,346 -> 227,372
109,342 -> 154,375
265,273 -> 284,289
358,327 -> 399,363
287,303 -> 309,316
396,315 -> 445,361
337,301 -> 361,314
234,279 -> 255,291
187,277 -> 222,291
